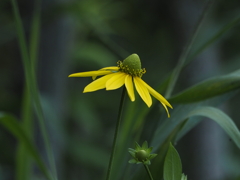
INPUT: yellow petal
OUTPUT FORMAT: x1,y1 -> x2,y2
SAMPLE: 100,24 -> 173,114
100,66 -> 119,71
125,75 -> 135,101
106,72 -> 126,90
83,73 -> 116,92
69,70 -> 113,77
134,77 -> 152,107
138,78 -> 172,108
92,66 -> 119,80
161,102 -> 170,118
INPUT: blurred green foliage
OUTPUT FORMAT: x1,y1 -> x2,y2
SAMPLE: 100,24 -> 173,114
0,0 -> 240,180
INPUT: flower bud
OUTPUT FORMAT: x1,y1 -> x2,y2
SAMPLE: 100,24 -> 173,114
136,150 -> 148,162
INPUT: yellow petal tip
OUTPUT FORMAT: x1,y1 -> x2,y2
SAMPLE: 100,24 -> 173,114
147,103 -> 152,108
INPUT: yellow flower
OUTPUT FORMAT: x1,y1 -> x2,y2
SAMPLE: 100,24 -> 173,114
68,54 -> 173,117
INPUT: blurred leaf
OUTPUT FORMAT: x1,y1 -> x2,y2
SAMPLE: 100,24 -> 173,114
0,112 -> 52,180
166,11 -> 240,100
69,137 -> 109,169
163,142 -> 182,180
17,1 -> 41,179
175,117 -> 202,142
165,0 -> 215,98
117,71 -> 240,179
0,23 -> 16,45
188,15 -> 240,63
188,106 -> 240,149
151,90 -> 238,151
149,90 -> 238,179
17,87 -> 33,180
169,69 -> 240,103
11,0 -> 57,178
73,42 -> 118,67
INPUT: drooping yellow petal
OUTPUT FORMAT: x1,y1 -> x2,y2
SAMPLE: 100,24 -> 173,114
160,102 -> 170,118
138,78 -> 172,108
134,77 -> 152,107
69,70 -> 113,77
125,75 -> 135,101
83,73 -> 116,92
106,72 -> 126,90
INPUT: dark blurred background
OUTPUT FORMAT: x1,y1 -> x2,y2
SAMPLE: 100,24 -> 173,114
0,0 -> 240,179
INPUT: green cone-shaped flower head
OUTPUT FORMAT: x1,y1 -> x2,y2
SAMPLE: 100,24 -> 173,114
118,54 -> 146,77
123,53 -> 142,70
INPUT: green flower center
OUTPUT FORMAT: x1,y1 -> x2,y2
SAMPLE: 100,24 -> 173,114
118,54 -> 146,77
136,150 -> 148,162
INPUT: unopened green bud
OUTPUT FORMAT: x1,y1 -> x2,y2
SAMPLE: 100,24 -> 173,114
128,141 -> 157,165
136,150 -> 148,162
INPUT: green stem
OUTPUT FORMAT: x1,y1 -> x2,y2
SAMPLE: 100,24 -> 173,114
106,88 -> 126,180
144,164 -> 153,180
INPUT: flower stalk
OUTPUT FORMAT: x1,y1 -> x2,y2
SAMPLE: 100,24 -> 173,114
106,87 -> 126,180
144,164 -> 154,180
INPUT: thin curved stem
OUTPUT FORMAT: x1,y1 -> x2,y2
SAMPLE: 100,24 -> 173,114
106,88 -> 126,180
144,164 -> 154,180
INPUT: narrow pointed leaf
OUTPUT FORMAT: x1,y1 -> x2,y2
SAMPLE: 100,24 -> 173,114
169,69 -> 240,103
135,142 -> 141,150
142,141 -> 148,149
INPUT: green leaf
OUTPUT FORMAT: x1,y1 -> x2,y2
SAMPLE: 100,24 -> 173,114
187,16 -> 240,64
149,154 -> 157,160
169,69 -> 240,103
151,90 -> 238,152
135,142 -> 141,150
11,0 -> 57,178
188,106 -> 240,149
128,151 -> 135,158
72,42 -> 118,67
129,159 -> 137,164
0,112 -> 53,180
142,141 -> 148,149
164,0 -> 215,98
163,143 -> 182,180
17,1 -> 41,179
181,174 -> 187,180
175,117 -> 202,142
147,147 -> 153,153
